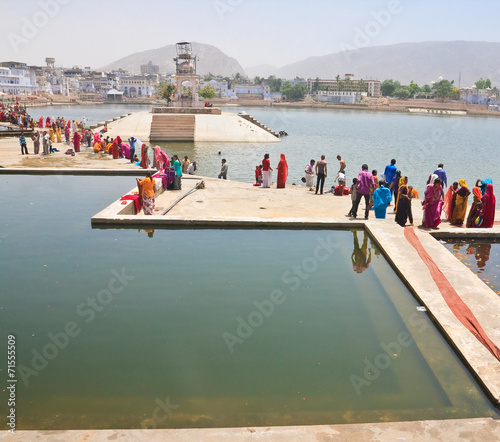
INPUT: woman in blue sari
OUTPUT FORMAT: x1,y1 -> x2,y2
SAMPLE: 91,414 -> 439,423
373,181 -> 392,219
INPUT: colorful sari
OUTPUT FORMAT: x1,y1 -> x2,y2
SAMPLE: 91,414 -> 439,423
56,127 -> 62,143
73,131 -> 81,152
140,144 -> 148,169
423,183 -> 443,228
394,177 -> 408,212
442,186 -> 457,221
482,184 -> 496,228
450,179 -> 470,225
466,187 -> 483,228
373,185 -> 392,219
276,153 -> 288,188
395,186 -> 412,227
138,177 -> 155,215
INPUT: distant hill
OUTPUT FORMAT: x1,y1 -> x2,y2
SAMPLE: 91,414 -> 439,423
245,64 -> 279,79
100,42 -> 245,77
273,41 -> 500,87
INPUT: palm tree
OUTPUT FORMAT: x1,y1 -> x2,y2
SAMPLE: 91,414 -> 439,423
335,75 -> 344,92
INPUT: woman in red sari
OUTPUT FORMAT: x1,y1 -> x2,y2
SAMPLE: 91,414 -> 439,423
111,138 -> 120,159
466,186 -> 483,228
276,153 -> 288,188
73,131 -> 81,152
422,178 -> 444,228
482,184 -> 496,228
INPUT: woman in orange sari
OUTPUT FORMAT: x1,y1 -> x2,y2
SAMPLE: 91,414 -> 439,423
140,144 -> 149,169
136,172 -> 155,215
450,179 -> 470,225
466,186 -> 483,228
276,153 -> 288,188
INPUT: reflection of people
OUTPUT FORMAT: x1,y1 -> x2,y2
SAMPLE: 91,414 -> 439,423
475,243 -> 491,271
136,172 -> 155,215
351,230 -> 371,273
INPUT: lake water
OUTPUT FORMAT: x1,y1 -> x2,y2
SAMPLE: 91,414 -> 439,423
0,175 -> 498,430
442,239 -> 500,295
26,104 -> 500,203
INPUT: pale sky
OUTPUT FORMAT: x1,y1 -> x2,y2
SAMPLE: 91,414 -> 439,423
2,0 -> 500,70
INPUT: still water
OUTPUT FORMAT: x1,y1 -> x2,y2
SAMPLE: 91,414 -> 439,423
27,104 -> 500,200
0,176 -> 498,429
442,239 -> 500,295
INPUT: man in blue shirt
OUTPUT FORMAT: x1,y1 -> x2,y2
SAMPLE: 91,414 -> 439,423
433,163 -> 448,187
384,159 -> 397,185
19,133 -> 28,155
128,137 -> 137,164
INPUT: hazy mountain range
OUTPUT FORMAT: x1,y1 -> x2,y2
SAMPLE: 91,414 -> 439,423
103,41 -> 500,87
100,42 -> 245,78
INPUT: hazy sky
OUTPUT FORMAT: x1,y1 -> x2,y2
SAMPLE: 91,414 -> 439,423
3,0 -> 500,70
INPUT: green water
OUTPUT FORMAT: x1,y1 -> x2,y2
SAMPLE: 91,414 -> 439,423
0,176 -> 498,430
442,239 -> 500,295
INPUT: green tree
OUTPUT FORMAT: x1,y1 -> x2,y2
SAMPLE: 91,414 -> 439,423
407,80 -> 420,97
233,72 -> 242,83
336,75 -> 344,91
313,77 -> 320,92
421,84 -> 432,93
380,79 -> 400,97
433,79 -> 454,101
254,76 -> 263,85
203,72 -> 214,82
394,86 -> 410,99
198,84 -> 217,99
475,78 -> 492,89
156,81 -> 176,104
357,79 -> 366,93
268,76 -> 283,93
280,82 -> 306,101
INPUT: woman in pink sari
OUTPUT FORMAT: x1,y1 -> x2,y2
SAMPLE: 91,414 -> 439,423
422,178 -> 444,228
482,184 -> 496,228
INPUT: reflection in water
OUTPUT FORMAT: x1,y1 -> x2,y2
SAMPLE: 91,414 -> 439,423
444,240 -> 499,295
351,230 -> 371,273
139,229 -> 155,238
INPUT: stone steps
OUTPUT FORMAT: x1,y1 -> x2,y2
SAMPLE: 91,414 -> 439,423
150,114 -> 196,141
238,114 -> 279,138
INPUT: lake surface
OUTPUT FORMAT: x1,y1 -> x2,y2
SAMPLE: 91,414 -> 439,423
0,175 -> 498,430
442,239 -> 500,295
26,104 -> 500,203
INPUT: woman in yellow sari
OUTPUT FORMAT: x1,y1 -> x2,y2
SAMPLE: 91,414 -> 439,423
56,126 -> 62,143
394,176 -> 408,212
450,179 -> 470,226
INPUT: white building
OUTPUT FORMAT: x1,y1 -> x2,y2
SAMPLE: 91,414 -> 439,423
0,63 -> 38,95
119,75 -> 159,98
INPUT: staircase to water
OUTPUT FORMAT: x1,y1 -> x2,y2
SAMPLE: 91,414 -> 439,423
150,114 -> 196,141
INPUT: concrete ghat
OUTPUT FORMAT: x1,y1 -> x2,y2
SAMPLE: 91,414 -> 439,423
2,418 -> 499,441
92,177 -> 500,411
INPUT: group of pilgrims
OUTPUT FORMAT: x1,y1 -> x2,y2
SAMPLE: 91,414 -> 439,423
258,153 -> 496,229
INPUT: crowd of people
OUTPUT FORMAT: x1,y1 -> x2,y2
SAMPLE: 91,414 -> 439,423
254,153 -> 496,229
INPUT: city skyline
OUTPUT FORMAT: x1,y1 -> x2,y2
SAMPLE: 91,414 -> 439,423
3,0 -> 500,71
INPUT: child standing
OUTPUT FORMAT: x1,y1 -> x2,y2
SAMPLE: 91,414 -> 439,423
347,178 -> 358,217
